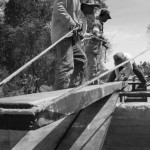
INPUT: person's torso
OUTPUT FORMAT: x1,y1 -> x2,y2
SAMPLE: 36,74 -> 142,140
85,37 -> 102,55
85,20 -> 103,54
122,52 -> 134,67
51,0 -> 81,43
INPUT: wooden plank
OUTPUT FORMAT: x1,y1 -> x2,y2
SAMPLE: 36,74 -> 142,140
119,91 -> 150,97
56,93 -> 119,150
0,130 -> 27,150
125,97 -> 147,102
82,117 -> 112,150
128,82 -> 141,85
12,112 -> 80,150
0,82 -> 126,129
0,82 -> 125,114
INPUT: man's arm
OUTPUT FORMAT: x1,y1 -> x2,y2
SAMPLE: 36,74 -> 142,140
122,62 -> 133,79
54,0 -> 76,30
115,68 -> 120,80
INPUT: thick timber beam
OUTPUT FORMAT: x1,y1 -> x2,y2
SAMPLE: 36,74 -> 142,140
56,93 -> 119,150
119,91 -> 150,97
13,92 -> 119,150
0,81 -> 127,129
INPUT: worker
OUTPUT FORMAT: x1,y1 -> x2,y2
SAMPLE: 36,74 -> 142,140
69,1 -> 101,87
51,0 -> 83,90
107,52 -> 147,88
85,8 -> 111,84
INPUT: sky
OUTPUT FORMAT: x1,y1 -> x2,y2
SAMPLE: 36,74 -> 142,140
103,0 -> 150,69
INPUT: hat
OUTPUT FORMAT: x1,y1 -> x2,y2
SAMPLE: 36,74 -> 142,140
81,0 -> 101,9
81,2 -> 100,16
100,9 -> 111,19
113,52 -> 124,65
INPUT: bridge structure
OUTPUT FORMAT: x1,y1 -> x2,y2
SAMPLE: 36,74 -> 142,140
0,79 -> 150,150
0,81 -> 126,150
0,28 -> 150,150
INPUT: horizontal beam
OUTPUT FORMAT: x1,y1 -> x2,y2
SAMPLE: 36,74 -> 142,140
119,91 -> 150,97
12,93 -> 119,150
128,82 -> 141,85
56,93 -> 119,150
0,82 -> 127,129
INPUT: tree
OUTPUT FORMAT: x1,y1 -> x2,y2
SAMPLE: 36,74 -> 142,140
0,0 -> 55,97
4,0 -> 53,27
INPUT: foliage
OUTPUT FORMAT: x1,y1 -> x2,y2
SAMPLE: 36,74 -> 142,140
0,0 -> 54,97
4,0 -> 53,27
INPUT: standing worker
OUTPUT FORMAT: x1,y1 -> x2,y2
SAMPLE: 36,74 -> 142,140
51,0 -> 83,90
80,1 -> 101,36
69,1 -> 101,87
85,8 -> 111,84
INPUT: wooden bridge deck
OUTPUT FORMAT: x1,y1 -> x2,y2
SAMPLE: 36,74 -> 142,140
1,80 -> 150,150
0,81 -> 127,150
0,82 -> 126,129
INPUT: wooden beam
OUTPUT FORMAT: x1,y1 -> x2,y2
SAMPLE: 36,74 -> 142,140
56,93 -> 119,150
128,82 -> 141,85
0,82 -> 127,129
81,117 -> 112,150
119,91 -> 150,97
12,112 -> 80,150
13,93 -> 117,150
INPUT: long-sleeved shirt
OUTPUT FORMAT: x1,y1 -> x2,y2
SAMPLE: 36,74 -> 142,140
51,0 -> 81,44
80,11 -> 87,36
115,52 -> 134,80
85,20 -> 103,54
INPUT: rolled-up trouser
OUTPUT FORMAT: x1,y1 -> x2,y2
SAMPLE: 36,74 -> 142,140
107,63 -> 147,85
107,67 -> 124,82
54,37 -> 74,90
132,63 -> 147,85
86,52 -> 100,84
69,43 -> 87,87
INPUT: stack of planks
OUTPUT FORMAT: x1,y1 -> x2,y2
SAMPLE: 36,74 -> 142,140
0,81 -> 127,150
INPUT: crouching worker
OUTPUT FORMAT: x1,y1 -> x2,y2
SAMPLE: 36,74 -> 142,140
107,52 -> 147,87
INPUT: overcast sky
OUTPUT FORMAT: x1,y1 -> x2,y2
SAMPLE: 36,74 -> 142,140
103,0 -> 150,69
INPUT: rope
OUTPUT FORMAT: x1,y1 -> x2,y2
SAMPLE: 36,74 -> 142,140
0,29 -> 76,86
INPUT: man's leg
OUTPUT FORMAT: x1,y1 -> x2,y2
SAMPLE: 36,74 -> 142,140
107,67 -> 124,82
54,38 -> 74,90
69,43 -> 87,87
86,52 -> 98,84
132,62 -> 147,86
107,71 -> 116,82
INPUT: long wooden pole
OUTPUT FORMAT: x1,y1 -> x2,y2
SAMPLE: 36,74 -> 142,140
33,48 -> 150,112
0,30 -> 74,86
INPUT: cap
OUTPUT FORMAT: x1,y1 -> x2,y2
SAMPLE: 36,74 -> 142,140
113,52 -> 124,65
81,0 -> 101,9
100,9 -> 111,19
81,2 -> 100,16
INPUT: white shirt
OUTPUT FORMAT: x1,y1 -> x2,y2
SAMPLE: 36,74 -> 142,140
80,11 -> 87,36
115,52 -> 134,80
